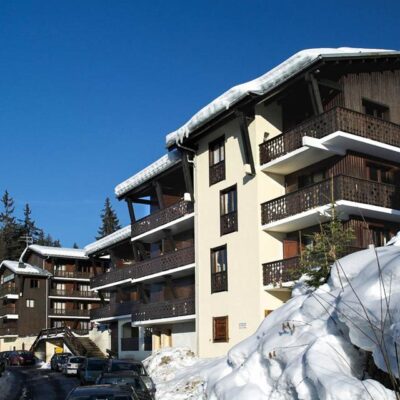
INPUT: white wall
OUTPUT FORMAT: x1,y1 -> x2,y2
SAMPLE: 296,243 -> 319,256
171,321 -> 196,352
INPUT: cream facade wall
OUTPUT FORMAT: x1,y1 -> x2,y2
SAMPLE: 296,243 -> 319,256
195,100 -> 290,357
0,335 -> 36,352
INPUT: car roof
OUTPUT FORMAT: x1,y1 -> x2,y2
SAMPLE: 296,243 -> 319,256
70,384 -> 132,395
101,371 -> 141,377
111,359 -> 142,364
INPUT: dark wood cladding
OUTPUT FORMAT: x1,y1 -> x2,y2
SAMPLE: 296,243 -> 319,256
259,107 -> 400,164
220,212 -> 238,235
53,270 -> 93,279
91,246 -> 195,289
0,283 -> 17,297
211,271 -> 228,293
121,337 -> 139,351
131,200 -> 194,238
48,309 -> 90,317
261,175 -> 400,225
0,304 -> 18,315
209,161 -> 225,185
90,301 -> 136,320
263,256 -> 301,286
49,289 -> 102,299
131,296 -> 195,322
0,324 -> 18,336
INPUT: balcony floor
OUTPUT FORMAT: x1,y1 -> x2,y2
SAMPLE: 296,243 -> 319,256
263,200 -> 400,233
261,131 -> 400,175
131,314 -> 196,326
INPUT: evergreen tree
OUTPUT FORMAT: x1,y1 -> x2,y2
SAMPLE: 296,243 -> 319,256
72,242 -> 79,249
20,203 -> 42,244
96,197 -> 121,239
0,190 -> 20,259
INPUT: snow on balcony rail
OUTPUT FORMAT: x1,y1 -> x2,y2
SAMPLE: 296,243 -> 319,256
166,47 -> 397,147
84,225 -> 131,255
114,150 -> 181,198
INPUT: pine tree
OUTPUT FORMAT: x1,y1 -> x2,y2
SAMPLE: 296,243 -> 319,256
96,197 -> 121,239
72,242 -> 79,249
20,203 -> 42,245
0,190 -> 20,259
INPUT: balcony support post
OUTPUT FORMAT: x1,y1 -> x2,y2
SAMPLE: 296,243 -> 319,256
137,283 -> 149,304
236,109 -> 256,176
165,275 -> 177,299
306,73 -> 324,115
154,181 -> 165,210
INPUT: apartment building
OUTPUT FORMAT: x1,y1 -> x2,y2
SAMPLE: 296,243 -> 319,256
163,48 -> 400,357
88,152 -> 196,359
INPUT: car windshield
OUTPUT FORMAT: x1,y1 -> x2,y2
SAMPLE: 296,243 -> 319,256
111,363 -> 145,375
87,360 -> 107,370
100,376 -> 147,391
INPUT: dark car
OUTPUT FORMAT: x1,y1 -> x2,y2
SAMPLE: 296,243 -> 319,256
104,360 -> 155,396
96,372 -> 153,400
8,351 -> 35,366
0,357 -> 5,376
66,384 -> 135,400
0,351 -> 12,366
78,357 -> 108,385
50,352 -> 72,371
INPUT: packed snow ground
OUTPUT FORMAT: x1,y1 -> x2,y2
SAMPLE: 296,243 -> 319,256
145,239 -> 400,400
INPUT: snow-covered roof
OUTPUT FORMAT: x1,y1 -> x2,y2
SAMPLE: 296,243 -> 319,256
84,225 -> 132,255
0,260 -> 52,277
114,150 -> 181,198
166,47 -> 398,147
24,245 -> 88,260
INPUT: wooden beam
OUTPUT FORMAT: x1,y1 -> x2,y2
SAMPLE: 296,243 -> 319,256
236,110 -> 256,175
163,229 -> 176,252
181,151 -> 194,201
316,78 -> 342,92
306,73 -> 324,115
154,181 -> 165,210
133,198 -> 157,205
126,199 -> 136,224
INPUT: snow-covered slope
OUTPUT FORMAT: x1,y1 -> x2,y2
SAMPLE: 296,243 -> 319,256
146,239 -> 400,400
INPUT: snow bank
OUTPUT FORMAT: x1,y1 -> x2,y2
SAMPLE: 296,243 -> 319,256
148,241 -> 400,399
165,47 -> 395,147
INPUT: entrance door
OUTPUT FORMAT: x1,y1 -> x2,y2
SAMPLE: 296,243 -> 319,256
283,240 -> 299,259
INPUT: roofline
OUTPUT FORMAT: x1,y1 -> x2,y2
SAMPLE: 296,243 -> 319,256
166,51 -> 400,149
21,246 -> 89,261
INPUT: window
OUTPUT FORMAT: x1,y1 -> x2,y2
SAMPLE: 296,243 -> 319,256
220,186 -> 238,235
363,99 -> 389,120
26,299 -> 35,308
209,136 -> 225,185
367,163 -> 396,185
213,316 -> 229,342
211,246 -> 228,293
30,279 -> 39,289
298,171 -> 325,189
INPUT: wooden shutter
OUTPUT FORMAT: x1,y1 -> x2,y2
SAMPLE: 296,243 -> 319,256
213,316 -> 229,342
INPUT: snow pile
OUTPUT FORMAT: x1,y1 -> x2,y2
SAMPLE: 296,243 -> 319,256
38,361 -> 51,369
165,47 -> 395,147
149,240 -> 400,400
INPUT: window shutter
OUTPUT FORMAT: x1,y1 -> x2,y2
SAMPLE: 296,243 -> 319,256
213,316 -> 228,342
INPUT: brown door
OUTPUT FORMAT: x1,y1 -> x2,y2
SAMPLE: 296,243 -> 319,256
283,240 -> 299,259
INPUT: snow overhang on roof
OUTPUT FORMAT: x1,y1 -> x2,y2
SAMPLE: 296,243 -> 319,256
114,150 -> 181,199
0,260 -> 52,277
24,245 -> 88,260
84,225 -> 132,255
165,47 -> 398,148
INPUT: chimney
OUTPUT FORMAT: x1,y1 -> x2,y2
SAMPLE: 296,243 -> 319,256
18,261 -> 26,269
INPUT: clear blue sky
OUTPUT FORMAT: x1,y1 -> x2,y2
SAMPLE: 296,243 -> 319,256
0,0 -> 398,247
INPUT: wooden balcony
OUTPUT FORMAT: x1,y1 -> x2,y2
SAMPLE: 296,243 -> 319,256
220,212 -> 238,235
121,337 -> 139,351
211,271 -> 228,293
132,297 -> 195,322
53,270 -> 93,280
90,246 -> 195,289
48,309 -> 90,317
49,289 -> 103,299
261,175 -> 400,226
0,283 -> 17,297
90,301 -> 136,321
209,161 -> 225,185
259,107 -> 400,165
0,305 -> 18,316
0,325 -> 18,336
131,199 -> 194,238
263,257 -> 301,286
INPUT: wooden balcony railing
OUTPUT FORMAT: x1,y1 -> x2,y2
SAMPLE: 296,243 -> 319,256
53,270 -> 94,279
263,257 -> 301,286
220,212 -> 238,235
0,283 -> 17,297
211,271 -> 228,293
91,246 -> 195,289
49,289 -> 103,298
132,297 -> 195,322
48,309 -> 90,317
0,326 -> 18,336
121,337 -> 139,351
209,161 -> 225,185
131,200 -> 194,238
90,301 -> 136,320
0,305 -> 17,316
259,107 -> 400,164
261,175 -> 400,225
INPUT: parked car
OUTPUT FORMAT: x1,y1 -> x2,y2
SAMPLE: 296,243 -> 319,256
0,351 -> 12,366
50,352 -> 72,371
66,384 -> 135,400
96,371 -> 154,400
0,357 -> 5,376
8,351 -> 35,366
62,356 -> 86,376
78,357 -> 108,385
104,360 -> 155,395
